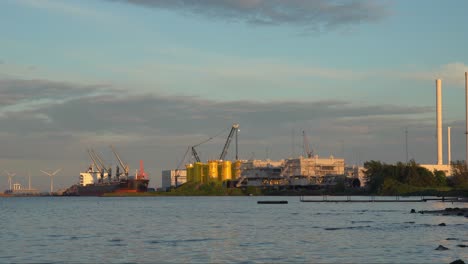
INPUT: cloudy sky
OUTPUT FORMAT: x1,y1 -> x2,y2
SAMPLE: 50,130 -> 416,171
1,0 -> 468,191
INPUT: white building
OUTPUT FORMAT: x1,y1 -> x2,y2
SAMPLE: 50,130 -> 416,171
240,159 -> 284,178
235,159 -> 285,187
345,165 -> 366,186
281,155 -> 345,177
420,164 -> 452,176
235,156 -> 347,187
161,169 -> 187,190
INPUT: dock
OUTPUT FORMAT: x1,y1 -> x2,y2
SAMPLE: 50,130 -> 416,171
258,200 -> 288,204
299,196 -> 460,203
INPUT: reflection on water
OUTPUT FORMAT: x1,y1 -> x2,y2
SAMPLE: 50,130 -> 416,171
0,196 -> 466,263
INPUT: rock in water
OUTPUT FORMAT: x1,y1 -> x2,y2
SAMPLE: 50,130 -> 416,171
449,260 -> 465,264
438,223 -> 446,226
435,245 -> 449,250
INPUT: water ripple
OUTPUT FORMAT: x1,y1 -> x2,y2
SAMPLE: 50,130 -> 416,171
2,196 -> 467,263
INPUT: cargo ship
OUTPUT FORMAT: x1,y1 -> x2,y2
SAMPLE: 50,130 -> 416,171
63,148 -> 150,196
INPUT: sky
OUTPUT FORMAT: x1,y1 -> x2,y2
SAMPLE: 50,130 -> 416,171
1,0 -> 468,192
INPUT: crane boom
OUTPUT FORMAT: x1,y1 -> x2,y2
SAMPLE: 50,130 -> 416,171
191,147 -> 201,162
175,146 -> 191,187
190,132 -> 217,162
302,130 -> 313,158
87,149 -> 102,172
219,123 -> 239,160
110,145 -> 129,176
176,147 -> 191,170
91,149 -> 111,174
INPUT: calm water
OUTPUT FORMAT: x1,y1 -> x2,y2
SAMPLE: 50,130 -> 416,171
0,196 -> 467,263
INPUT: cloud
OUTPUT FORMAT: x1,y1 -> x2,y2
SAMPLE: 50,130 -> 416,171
0,78 -> 110,111
0,77 -> 433,149
110,0 -> 390,30
15,0 -> 117,21
396,62 -> 468,85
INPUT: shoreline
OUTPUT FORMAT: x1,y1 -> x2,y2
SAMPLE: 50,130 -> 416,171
417,207 -> 468,217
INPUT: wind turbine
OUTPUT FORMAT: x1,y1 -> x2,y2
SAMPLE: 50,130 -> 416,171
40,169 -> 62,193
3,170 -> 16,191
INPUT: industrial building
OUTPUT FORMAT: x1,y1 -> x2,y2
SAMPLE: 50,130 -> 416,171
174,122 -> 357,188
281,155 -> 346,186
281,155 -> 344,177
345,165 -> 366,187
161,169 -> 187,190
233,155 -> 351,187
179,154 -> 354,188
236,159 -> 284,187
4,176 -> 40,195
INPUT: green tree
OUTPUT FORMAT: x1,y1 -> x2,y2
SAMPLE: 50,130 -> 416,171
450,161 -> 468,187
364,160 -> 385,193
364,159 -> 446,194
433,170 -> 447,186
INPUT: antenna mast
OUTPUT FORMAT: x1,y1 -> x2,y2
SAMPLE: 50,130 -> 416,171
405,128 -> 408,163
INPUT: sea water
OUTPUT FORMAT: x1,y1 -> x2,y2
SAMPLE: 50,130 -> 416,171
0,196 -> 466,263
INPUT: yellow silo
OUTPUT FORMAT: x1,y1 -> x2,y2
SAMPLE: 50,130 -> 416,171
217,162 -> 223,182
202,163 -> 209,183
194,162 -> 203,182
222,160 -> 232,181
232,160 -> 241,180
208,160 -> 218,182
185,164 -> 194,182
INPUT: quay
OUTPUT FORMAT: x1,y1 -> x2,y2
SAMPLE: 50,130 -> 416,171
299,196 -> 460,203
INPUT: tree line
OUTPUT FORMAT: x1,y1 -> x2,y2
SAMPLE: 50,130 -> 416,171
364,160 -> 468,195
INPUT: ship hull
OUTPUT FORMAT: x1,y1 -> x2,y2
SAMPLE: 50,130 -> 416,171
65,179 -> 149,196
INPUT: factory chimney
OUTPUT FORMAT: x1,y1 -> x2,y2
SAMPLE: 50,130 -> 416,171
436,79 -> 443,165
448,126 -> 451,165
465,72 -> 468,166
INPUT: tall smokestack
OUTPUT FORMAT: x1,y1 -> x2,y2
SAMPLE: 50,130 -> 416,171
436,79 -> 443,165
466,72 -> 468,166
448,126 -> 451,165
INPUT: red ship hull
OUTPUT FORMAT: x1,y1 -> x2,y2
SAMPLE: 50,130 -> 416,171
64,178 -> 149,196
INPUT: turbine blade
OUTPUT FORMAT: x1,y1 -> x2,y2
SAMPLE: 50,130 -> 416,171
52,168 -> 62,176
40,170 -> 51,176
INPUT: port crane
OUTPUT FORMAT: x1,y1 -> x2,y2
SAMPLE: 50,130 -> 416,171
191,146 -> 202,163
219,123 -> 239,160
88,148 -> 112,180
88,149 -> 104,172
111,145 -> 129,177
189,123 -> 240,163
87,149 -> 102,172
302,130 -> 314,158
174,146 -> 191,187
